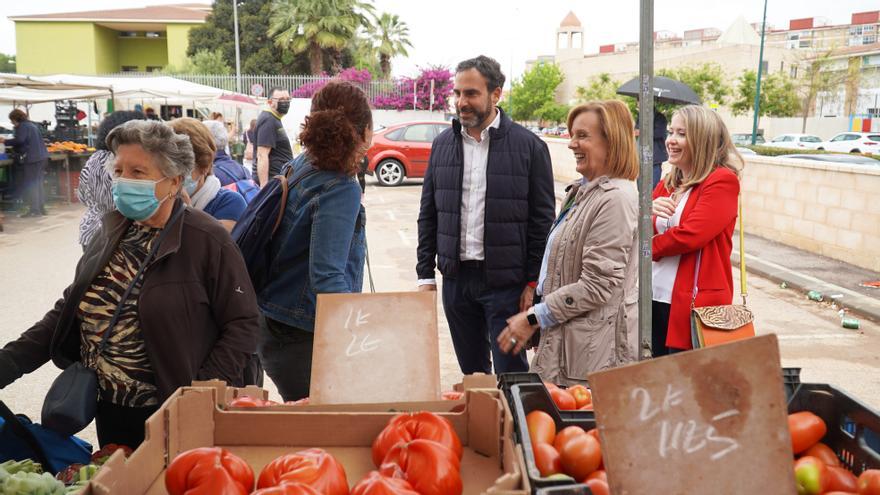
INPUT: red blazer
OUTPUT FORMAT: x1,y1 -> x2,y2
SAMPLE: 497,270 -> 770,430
652,167 -> 740,350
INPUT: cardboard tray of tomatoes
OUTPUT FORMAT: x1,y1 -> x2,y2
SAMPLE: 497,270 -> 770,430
788,382 -> 880,475
509,383 -> 597,492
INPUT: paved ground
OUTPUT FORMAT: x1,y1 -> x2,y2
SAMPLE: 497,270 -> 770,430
1,180 -> 879,449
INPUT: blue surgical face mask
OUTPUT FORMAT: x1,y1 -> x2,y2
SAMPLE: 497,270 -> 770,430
112,176 -> 170,222
183,173 -> 200,196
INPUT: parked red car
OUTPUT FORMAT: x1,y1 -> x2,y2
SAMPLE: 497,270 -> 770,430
366,121 -> 452,186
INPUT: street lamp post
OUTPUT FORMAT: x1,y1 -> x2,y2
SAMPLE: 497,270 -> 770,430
232,0 -> 242,95
750,0 -> 769,145
637,0 -> 654,360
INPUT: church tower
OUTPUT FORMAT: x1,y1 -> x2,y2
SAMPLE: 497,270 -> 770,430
556,11 -> 584,61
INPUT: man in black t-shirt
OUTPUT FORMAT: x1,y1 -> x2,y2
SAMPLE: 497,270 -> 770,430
254,87 -> 293,186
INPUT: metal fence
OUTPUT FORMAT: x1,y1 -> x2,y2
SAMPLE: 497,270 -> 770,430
101,72 -> 408,101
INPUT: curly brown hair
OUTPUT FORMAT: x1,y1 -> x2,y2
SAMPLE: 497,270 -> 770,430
167,117 -> 217,176
299,80 -> 373,175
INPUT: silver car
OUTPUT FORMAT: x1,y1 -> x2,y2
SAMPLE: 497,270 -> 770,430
767,133 -> 823,150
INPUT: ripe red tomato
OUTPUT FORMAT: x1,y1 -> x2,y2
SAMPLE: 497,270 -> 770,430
566,385 -> 592,409
441,391 -> 464,401
382,439 -> 462,495
351,471 -> 420,495
526,410 -> 556,446
584,479 -> 610,495
858,469 -> 880,495
824,465 -> 858,492
533,443 -> 562,477
559,432 -> 602,480
549,388 -> 577,410
824,492 -> 858,495
252,484 -> 322,495
789,412 -> 828,454
543,381 -> 559,391
552,426 -> 586,452
256,449 -> 349,495
372,412 -> 463,467
586,470 -> 607,483
165,447 -> 254,495
802,442 -> 841,467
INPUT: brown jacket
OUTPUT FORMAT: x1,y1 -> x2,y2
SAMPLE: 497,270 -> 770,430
0,200 -> 259,401
531,177 -> 639,385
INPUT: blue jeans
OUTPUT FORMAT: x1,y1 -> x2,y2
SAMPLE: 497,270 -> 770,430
257,314 -> 313,402
442,263 -> 529,374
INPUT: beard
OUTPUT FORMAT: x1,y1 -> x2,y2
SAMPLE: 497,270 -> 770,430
456,99 -> 492,129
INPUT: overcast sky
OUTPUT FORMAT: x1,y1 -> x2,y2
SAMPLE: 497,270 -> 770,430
2,0 -> 878,83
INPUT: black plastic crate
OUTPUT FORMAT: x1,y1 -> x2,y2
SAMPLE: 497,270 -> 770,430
510,383 -> 597,492
787,382 -> 880,475
783,367 -> 801,401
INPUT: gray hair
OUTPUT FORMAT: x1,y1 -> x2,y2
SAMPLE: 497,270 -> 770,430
202,120 -> 228,150
105,120 -> 195,178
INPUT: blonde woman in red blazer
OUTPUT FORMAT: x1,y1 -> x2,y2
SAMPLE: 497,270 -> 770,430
651,105 -> 743,355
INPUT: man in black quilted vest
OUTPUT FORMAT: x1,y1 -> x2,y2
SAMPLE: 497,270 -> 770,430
416,55 -> 555,374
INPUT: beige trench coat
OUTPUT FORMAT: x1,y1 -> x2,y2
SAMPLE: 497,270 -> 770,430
531,176 -> 639,385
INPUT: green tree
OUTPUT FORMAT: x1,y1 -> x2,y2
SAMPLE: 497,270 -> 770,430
534,101 -> 570,125
0,53 -> 15,73
269,0 -> 374,75
795,50 -> 842,132
165,49 -> 232,75
574,73 -> 637,116
371,12 -> 412,79
657,63 -> 730,108
731,70 -> 801,119
500,62 -> 565,122
187,0 -> 309,75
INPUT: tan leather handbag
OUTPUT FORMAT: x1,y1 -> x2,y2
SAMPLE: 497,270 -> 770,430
690,199 -> 755,349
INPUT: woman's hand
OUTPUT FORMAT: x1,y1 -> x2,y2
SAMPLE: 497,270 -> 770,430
652,197 -> 676,219
497,311 -> 539,355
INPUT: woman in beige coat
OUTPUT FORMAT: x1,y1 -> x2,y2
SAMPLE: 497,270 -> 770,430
498,100 -> 640,385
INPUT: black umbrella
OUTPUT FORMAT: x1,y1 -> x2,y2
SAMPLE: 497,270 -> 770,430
617,76 -> 701,105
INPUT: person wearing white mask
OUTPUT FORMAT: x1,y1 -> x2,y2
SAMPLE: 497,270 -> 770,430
168,118 -> 247,232
0,120 -> 260,449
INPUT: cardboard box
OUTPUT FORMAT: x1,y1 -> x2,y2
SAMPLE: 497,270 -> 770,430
84,377 -> 527,495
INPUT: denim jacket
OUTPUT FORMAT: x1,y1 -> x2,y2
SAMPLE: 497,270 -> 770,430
258,154 -> 366,331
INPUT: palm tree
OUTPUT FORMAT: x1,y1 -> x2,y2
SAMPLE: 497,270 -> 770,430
372,13 -> 412,80
269,0 -> 374,75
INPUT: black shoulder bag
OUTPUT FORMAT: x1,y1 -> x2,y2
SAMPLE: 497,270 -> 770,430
41,205 -> 185,436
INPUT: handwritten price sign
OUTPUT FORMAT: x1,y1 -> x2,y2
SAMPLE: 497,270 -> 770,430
310,292 -> 440,405
588,335 -> 796,495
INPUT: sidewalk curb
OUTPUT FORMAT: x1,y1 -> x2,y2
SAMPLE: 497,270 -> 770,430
732,250 -> 880,325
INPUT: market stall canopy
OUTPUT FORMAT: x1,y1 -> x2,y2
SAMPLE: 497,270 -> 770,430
38,74 -> 230,102
0,73 -> 113,91
217,93 -> 262,108
0,73 -> 114,103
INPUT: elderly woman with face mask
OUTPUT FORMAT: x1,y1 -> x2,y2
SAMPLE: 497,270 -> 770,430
0,120 -> 259,448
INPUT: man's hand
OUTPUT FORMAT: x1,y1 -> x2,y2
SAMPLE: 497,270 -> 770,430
519,285 -> 536,313
418,284 -> 437,292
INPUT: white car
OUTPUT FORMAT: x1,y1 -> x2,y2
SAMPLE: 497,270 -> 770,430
766,133 -> 823,150
817,132 -> 880,154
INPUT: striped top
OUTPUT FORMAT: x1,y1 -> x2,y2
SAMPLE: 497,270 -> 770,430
77,150 -> 115,247
78,223 -> 161,407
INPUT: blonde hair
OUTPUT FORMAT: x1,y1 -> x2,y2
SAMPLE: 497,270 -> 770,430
567,100 -> 639,180
663,105 -> 743,193
167,117 -> 217,176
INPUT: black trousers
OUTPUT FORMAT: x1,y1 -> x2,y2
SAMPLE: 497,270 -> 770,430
441,262 -> 529,375
95,400 -> 159,449
651,300 -> 686,357
257,315 -> 313,402
21,160 -> 46,214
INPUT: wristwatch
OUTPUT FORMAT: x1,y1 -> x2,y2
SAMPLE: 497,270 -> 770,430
526,307 -> 539,327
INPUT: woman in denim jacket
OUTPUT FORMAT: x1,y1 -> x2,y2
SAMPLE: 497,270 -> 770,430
257,81 -> 372,401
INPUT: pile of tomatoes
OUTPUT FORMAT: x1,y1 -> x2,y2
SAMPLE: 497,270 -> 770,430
789,411 -> 880,495
544,382 -> 593,411
525,409 -> 607,495
163,411 -> 464,495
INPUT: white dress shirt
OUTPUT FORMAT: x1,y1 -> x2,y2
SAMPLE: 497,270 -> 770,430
459,110 -> 501,260
652,188 -> 692,304
417,110 -> 501,286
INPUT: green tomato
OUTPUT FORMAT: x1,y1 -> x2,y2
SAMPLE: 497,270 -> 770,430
795,458 -> 824,495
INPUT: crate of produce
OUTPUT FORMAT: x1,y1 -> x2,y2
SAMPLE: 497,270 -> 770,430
535,485 -> 593,495
788,382 -> 880,475
509,383 -> 598,492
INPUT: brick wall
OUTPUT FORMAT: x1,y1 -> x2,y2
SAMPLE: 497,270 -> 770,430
544,138 -> 880,271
